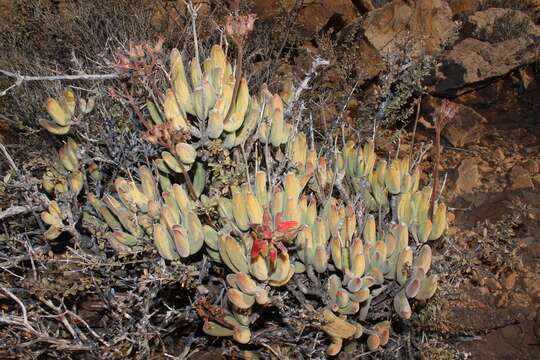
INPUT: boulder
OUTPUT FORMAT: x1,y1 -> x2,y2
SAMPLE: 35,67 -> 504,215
252,0 -> 358,37
456,158 -> 481,194
336,24 -> 384,83
432,9 -> 540,95
446,0 -> 480,16
519,65 -> 538,92
509,165 -> 534,190
464,8 -> 538,42
434,37 -> 539,95
362,0 -> 456,56
423,96 -> 487,147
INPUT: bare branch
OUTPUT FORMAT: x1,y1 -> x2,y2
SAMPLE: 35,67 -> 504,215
0,204 -> 44,222
0,69 -> 124,96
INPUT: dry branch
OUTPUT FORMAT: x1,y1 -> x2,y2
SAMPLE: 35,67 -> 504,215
0,69 -> 124,96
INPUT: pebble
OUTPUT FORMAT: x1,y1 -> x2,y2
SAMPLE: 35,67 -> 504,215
481,277 -> 502,292
456,158 -> 481,193
509,165 -> 534,190
523,275 -> 540,299
497,293 -> 509,307
525,159 -> 539,174
493,148 -> 505,162
502,271 -> 518,290
478,286 -> 490,296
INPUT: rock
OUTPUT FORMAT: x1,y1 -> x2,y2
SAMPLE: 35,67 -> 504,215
423,96 -> 487,147
523,273 -> 540,299
519,66 -> 538,91
352,0 -> 376,14
482,277 -> 502,292
362,0 -> 457,57
464,9 -> 538,42
525,160 -> 540,174
444,106 -> 487,147
446,0 -> 480,16
253,0 -> 358,37
432,9 -> 540,95
496,292 -> 509,307
336,24 -> 384,83
500,324 -> 523,342
493,148 -> 506,162
502,271 -> 518,290
434,38 -> 540,96
456,158 -> 481,194
477,286 -> 490,296
509,165 -> 534,190
454,79 -> 504,109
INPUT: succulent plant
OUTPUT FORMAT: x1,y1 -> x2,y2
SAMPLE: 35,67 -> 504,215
87,165 -> 205,258
41,200 -> 68,240
200,271 -> 270,343
37,40 -> 449,356
320,308 -> 363,356
205,174 -> 303,286
42,138 -> 85,196
39,88 -> 94,134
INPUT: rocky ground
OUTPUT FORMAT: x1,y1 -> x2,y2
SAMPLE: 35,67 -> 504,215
0,0 -> 539,359
416,82 -> 540,360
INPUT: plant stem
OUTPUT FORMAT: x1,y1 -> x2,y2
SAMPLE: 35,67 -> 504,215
409,94 -> 422,170
223,45 -> 243,124
430,126 -> 441,219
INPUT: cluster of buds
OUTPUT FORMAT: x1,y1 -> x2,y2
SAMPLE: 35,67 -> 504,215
225,12 -> 256,49
42,138 -> 85,196
39,88 -> 94,135
113,38 -> 164,75
144,98 -> 191,148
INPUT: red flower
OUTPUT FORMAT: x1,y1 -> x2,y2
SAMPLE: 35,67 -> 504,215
275,212 -> 298,233
251,238 -> 267,259
268,247 -> 277,264
278,220 -> 298,233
